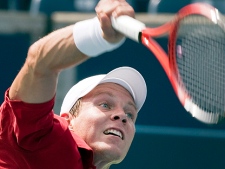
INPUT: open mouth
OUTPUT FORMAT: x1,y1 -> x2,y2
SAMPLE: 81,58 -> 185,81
103,129 -> 123,140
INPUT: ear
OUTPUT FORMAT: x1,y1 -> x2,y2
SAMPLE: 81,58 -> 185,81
60,113 -> 74,131
60,112 -> 73,124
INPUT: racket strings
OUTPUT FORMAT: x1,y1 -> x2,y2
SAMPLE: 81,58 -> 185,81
175,15 -> 225,116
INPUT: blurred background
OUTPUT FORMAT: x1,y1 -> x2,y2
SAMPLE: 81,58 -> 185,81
1,0 -> 225,168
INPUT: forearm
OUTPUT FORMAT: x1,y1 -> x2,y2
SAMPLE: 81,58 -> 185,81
28,25 -> 88,73
9,25 -> 89,103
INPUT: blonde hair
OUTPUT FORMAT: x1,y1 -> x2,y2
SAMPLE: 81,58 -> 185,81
69,98 -> 82,117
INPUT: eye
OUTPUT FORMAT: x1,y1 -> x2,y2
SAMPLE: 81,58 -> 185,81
100,102 -> 110,109
125,112 -> 134,120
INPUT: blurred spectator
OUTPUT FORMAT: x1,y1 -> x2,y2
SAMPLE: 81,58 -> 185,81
148,0 -> 191,13
74,0 -> 98,12
0,0 -> 31,11
30,0 -> 97,16
29,0 -> 149,16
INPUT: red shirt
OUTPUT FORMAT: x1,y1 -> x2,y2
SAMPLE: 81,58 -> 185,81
0,89 -> 96,169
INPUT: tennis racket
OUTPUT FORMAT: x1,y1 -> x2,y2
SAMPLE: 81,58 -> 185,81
111,3 -> 225,124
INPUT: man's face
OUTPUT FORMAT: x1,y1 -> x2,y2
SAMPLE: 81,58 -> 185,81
71,83 -> 137,164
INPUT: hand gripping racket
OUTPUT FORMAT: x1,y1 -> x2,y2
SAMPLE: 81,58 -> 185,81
111,3 -> 225,124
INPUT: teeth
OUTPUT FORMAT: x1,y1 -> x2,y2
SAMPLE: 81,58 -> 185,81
104,129 -> 123,139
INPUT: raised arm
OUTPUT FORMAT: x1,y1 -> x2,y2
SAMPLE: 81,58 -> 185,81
9,0 -> 134,104
9,25 -> 84,103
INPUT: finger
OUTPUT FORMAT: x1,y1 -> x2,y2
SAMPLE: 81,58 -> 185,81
97,12 -> 113,35
112,3 -> 135,18
96,0 -> 133,17
95,0 -> 118,15
97,11 -> 124,43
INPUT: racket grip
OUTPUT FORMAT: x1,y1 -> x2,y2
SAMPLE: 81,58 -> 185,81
111,15 -> 146,42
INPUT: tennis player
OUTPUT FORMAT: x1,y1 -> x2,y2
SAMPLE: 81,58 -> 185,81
0,0 -> 147,168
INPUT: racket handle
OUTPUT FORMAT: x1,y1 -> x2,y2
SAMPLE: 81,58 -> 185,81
111,15 -> 146,42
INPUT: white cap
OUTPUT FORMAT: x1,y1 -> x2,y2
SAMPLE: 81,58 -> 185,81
60,67 -> 147,114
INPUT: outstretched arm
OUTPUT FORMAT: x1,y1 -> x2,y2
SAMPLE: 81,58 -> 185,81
9,0 -> 134,104
9,25 -> 86,103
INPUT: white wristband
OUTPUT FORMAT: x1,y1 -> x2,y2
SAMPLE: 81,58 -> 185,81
73,17 -> 125,57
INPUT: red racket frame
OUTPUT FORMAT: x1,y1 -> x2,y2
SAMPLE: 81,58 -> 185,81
141,3 -> 218,106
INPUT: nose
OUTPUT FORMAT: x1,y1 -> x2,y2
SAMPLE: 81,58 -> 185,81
112,114 -> 127,124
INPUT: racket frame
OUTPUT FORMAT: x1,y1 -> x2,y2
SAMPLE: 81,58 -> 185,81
112,3 -> 224,124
